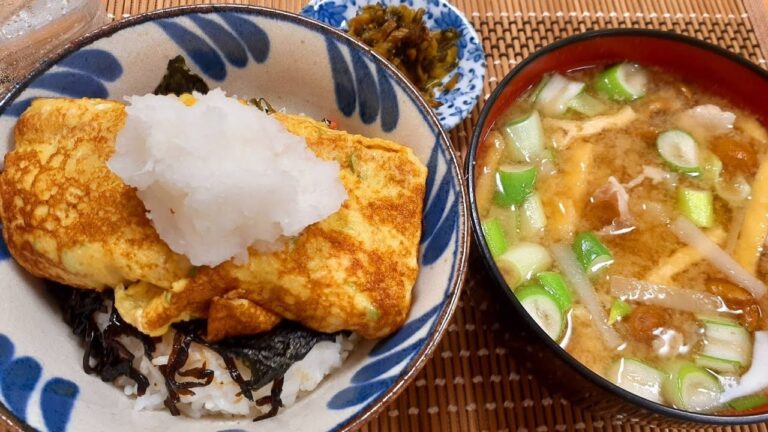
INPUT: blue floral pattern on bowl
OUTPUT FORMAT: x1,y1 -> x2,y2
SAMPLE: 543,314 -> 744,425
0,5 -> 468,432
301,0 -> 486,130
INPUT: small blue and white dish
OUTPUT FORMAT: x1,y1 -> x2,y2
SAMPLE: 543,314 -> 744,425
0,5 -> 468,432
300,0 -> 486,130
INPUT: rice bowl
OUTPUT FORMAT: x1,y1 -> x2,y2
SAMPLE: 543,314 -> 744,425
0,6 -> 468,432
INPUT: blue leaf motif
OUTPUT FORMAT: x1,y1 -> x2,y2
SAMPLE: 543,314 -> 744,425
0,334 -> 80,429
433,10 -> 467,56
30,71 -> 108,98
349,49 -> 379,124
325,38 -> 356,117
376,64 -> 399,132
423,141 -> 440,198
351,337 -> 425,384
4,97 -> 34,118
41,378 -> 79,432
369,303 -> 440,357
1,357 -> 42,422
0,231 -> 8,260
327,376 -> 396,410
422,196 -> 457,265
58,49 -> 123,82
155,20 -> 226,81
0,334 -> 13,369
301,1 -> 348,27
188,15 -> 248,68
218,13 -> 270,64
421,173 -> 451,243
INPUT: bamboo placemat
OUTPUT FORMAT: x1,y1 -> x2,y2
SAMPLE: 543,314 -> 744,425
47,0 -> 768,431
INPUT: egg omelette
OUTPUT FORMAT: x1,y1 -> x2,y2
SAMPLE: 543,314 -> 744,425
0,97 -> 427,340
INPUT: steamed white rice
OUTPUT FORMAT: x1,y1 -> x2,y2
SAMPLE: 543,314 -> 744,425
96,308 -> 356,418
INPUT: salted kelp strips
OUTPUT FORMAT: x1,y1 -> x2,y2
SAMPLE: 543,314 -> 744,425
153,55 -> 210,96
49,284 -> 155,396
52,285 -> 336,420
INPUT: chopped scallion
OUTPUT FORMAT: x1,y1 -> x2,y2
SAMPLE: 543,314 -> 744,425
696,316 -> 751,372
607,358 -> 665,403
595,63 -> 647,102
657,129 -> 701,175
567,91 -> 608,117
520,192 -> 547,237
494,164 -> 538,206
502,111 -> 545,162
700,151 -> 723,186
728,394 -> 768,411
516,285 -> 565,342
662,362 -> 723,412
534,73 -> 586,116
608,299 -> 632,325
677,187 -> 714,228
537,271 -> 573,312
572,232 -> 613,275
481,219 -> 508,257
497,242 -> 552,288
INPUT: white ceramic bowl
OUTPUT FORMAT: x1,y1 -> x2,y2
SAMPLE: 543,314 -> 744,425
0,5 -> 468,432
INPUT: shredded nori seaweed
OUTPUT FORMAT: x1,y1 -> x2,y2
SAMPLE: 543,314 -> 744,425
210,322 -> 336,392
170,320 -> 335,419
53,285 -> 336,420
153,55 -> 210,96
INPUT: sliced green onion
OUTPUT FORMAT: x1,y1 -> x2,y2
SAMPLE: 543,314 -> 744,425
728,394 -> 768,411
663,362 -> 723,412
537,271 -> 573,312
481,219 -> 508,257
608,299 -> 632,325
700,151 -> 723,187
525,75 -> 551,104
502,111 -> 545,162
677,187 -> 714,228
497,242 -> 552,288
657,129 -> 701,175
572,232 -> 613,275
697,314 -> 741,325
516,285 -> 565,341
488,205 -> 519,245
697,316 -> 752,371
520,192 -> 547,238
595,63 -> 647,102
567,91 -> 608,117
494,164 -> 538,207
607,358 -> 665,404
695,355 -> 742,374
534,73 -> 586,116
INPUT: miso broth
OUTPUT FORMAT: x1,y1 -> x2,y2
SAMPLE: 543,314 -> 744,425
476,63 -> 768,414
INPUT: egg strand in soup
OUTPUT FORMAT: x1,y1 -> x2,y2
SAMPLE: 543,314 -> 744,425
477,63 -> 768,414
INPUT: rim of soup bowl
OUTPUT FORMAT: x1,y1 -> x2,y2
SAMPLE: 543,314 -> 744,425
466,27 -> 768,425
0,5 -> 470,432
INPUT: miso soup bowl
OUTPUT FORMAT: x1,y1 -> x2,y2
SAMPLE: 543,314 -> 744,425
0,5 -> 469,432
466,28 -> 768,426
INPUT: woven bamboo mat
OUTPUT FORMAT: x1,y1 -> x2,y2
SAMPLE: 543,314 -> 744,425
50,0 -> 768,431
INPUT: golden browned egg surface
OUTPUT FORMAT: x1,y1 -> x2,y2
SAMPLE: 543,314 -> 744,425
0,98 -> 427,340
